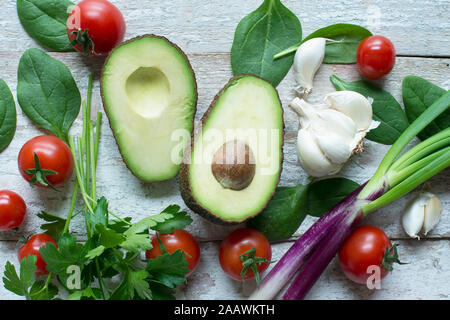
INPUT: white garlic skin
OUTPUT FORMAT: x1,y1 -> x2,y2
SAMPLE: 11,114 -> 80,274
402,192 -> 442,238
289,92 -> 379,177
293,38 -> 326,93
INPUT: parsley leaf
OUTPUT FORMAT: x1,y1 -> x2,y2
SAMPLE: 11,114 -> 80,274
87,197 -> 109,230
146,249 -> 189,288
29,281 -> 58,300
40,233 -> 89,274
37,211 -> 67,240
97,224 -> 125,248
120,233 -> 152,253
128,270 -> 152,299
3,256 -> 37,299
152,209 -> 193,234
68,287 -> 103,300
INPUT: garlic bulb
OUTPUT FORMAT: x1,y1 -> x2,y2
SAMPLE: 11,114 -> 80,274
293,38 -> 326,96
289,91 -> 379,177
402,192 -> 442,238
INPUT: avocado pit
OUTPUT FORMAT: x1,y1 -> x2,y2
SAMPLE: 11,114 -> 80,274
211,140 -> 256,191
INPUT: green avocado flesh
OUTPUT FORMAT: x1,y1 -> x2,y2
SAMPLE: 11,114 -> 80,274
180,75 -> 284,224
101,35 -> 197,181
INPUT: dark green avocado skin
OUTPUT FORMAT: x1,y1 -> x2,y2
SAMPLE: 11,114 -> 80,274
179,74 -> 285,226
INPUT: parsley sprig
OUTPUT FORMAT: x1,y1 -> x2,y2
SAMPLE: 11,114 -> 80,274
2,74 -> 193,300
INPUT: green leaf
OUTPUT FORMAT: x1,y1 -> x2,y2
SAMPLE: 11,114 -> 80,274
402,76 -> 449,141
109,217 -> 132,233
331,75 -> 409,145
152,209 -> 193,234
120,206 -> 188,252
30,281 -> 58,300
120,233 -> 152,253
96,224 -> 126,249
247,184 -> 309,241
68,287 -> 103,300
109,269 -> 151,300
124,210 -> 176,237
146,250 -> 189,288
148,281 -> 176,300
307,178 -> 360,217
128,270 -> 152,300
275,24 -> 372,63
37,211 -> 67,240
0,79 -> 17,153
17,48 -> 81,142
85,245 -> 106,260
3,256 -> 37,299
305,24 -> 372,63
231,0 -> 302,86
17,0 -> 74,51
40,233 -> 89,274
87,197 -> 109,231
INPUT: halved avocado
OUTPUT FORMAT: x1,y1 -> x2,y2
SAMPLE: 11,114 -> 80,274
180,75 -> 284,224
101,35 -> 197,181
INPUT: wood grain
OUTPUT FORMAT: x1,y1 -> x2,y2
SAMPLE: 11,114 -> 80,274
2,0 -> 450,57
0,0 -> 448,300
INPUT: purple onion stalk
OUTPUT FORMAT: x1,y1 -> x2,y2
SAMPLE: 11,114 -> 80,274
249,91 -> 450,301
249,185 -> 383,300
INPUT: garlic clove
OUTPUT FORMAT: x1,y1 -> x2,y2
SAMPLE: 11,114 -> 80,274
312,128 -> 352,164
401,196 -> 426,239
422,193 -> 442,235
326,91 -> 373,131
315,108 -> 357,142
293,38 -> 326,93
297,129 -> 342,177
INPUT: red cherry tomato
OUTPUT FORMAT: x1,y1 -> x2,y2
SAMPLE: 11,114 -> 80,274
339,226 -> 395,284
0,190 -> 26,231
18,233 -> 57,276
356,35 -> 396,79
145,229 -> 200,277
18,136 -> 74,188
219,228 -> 272,282
67,0 -> 126,57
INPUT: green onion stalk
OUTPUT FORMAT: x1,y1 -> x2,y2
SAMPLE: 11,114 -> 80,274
250,91 -> 450,300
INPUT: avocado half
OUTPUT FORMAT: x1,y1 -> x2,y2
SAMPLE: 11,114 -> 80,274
101,35 -> 197,182
180,75 -> 284,225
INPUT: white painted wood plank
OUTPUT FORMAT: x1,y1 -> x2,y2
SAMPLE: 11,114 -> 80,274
2,0 -> 450,56
0,240 -> 448,300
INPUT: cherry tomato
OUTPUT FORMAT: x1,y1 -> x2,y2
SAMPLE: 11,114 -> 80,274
339,225 -> 398,284
145,229 -> 200,277
219,228 -> 271,282
18,233 -> 57,276
18,136 -> 74,188
0,190 -> 27,231
356,35 -> 396,79
67,0 -> 126,57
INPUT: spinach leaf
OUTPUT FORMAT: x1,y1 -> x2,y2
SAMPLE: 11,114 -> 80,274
231,0 -> 302,87
0,79 -> 16,153
305,24 -> 372,63
275,23 -> 372,63
307,178 -> 360,217
402,75 -> 449,141
331,75 -> 409,145
17,48 -> 81,142
17,0 -> 74,52
247,184 -> 308,241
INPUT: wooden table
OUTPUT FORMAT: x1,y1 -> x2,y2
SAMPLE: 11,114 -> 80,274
0,0 -> 449,300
